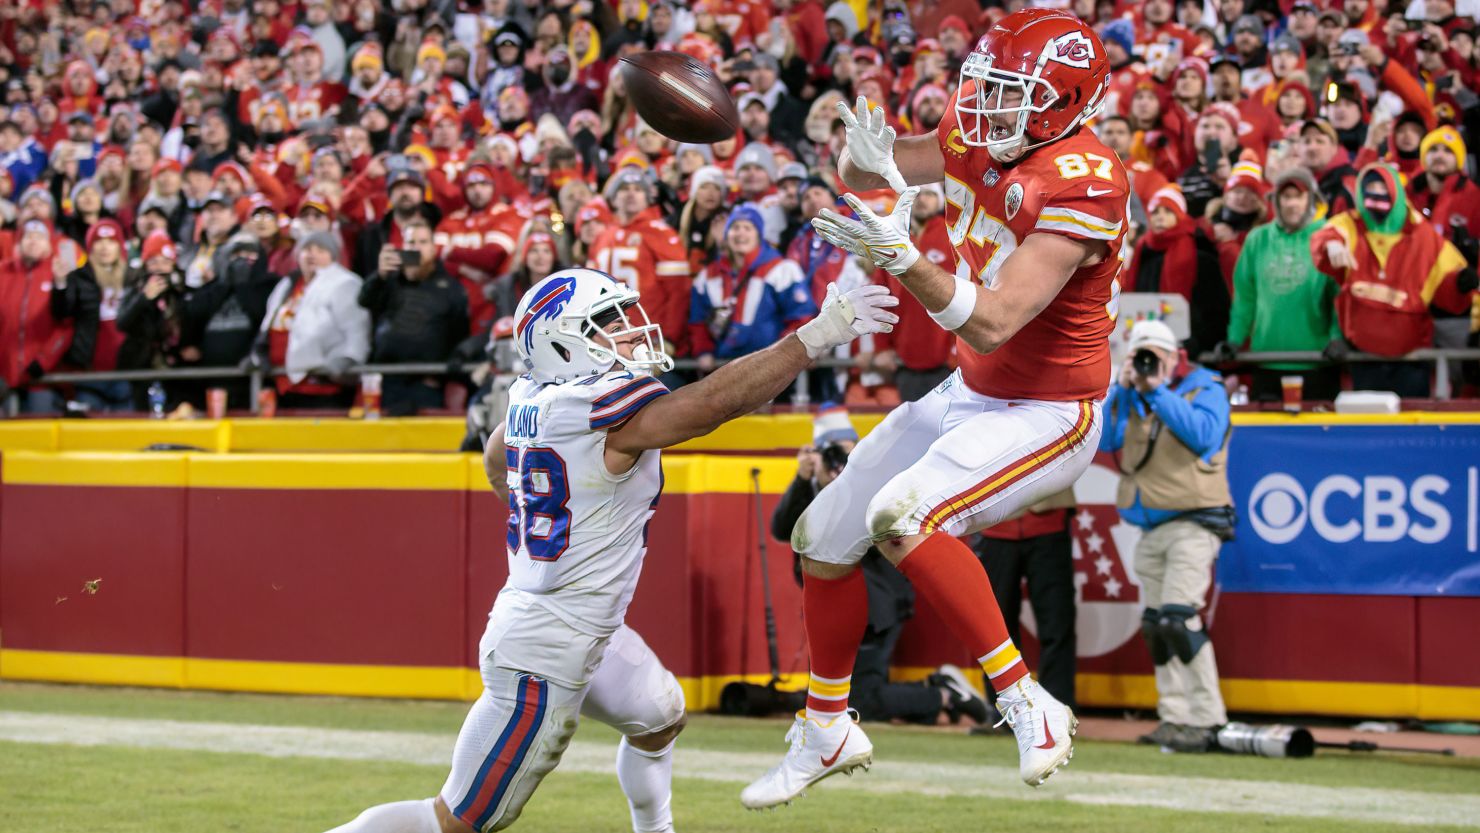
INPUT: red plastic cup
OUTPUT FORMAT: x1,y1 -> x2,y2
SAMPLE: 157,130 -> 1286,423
257,388 -> 277,418
1281,375 -> 1304,413
206,387 -> 228,419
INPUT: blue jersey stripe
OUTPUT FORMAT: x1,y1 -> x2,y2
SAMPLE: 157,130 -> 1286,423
589,387 -> 667,429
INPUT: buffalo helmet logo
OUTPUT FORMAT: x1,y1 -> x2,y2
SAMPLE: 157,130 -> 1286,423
518,276 -> 578,353
1045,32 -> 1094,69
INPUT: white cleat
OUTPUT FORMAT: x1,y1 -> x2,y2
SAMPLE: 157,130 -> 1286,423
995,678 -> 1077,787
740,710 -> 873,809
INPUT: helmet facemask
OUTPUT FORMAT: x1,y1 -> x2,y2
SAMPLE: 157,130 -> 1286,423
567,290 -> 674,377
956,49 -> 1106,163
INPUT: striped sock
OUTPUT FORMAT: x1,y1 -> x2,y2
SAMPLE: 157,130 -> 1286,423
978,639 -> 1029,691
802,569 -> 868,721
805,673 -> 852,721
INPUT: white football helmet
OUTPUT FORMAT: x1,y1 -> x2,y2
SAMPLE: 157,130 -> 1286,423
512,268 -> 674,384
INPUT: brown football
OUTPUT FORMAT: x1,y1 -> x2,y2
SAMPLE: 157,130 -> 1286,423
619,52 -> 740,144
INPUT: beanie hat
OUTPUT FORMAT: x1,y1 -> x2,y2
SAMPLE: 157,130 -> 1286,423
68,177 -> 103,207
734,143 -> 777,181
351,42 -> 384,72
520,231 -> 555,263
1420,125 -> 1467,172
20,185 -> 56,212
725,202 -> 767,238
575,197 -> 613,234
416,39 -> 447,67
141,229 -> 178,262
1101,19 -> 1135,55
1226,160 -> 1269,196
813,403 -> 858,446
675,142 -> 714,164
1148,185 -> 1189,220
1199,102 -> 1243,135
86,217 -> 124,250
296,229 -> 342,261
690,165 -> 729,195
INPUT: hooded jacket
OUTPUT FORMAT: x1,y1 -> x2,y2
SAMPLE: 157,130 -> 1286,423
1228,169 -> 1341,370
1,253 -> 75,387
1311,164 -> 1478,356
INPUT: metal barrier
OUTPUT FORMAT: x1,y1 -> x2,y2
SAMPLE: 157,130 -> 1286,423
10,349 -> 1480,417
8,358 -> 847,416
1196,348 -> 1480,400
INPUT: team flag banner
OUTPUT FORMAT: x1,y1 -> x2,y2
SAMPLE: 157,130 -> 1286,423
1220,425 -> 1480,597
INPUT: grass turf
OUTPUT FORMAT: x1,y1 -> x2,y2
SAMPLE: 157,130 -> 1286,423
2,683 -> 1478,833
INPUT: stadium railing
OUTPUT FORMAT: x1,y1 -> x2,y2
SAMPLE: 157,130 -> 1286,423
9,350 -> 1480,417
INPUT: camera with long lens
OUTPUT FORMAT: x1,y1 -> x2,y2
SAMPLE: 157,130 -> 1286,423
1133,348 -> 1161,379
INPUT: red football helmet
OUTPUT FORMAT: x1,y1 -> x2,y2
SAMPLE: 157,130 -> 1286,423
955,9 -> 1111,162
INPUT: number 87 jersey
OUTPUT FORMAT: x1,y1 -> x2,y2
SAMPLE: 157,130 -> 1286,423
501,370 -> 667,636
936,104 -> 1131,404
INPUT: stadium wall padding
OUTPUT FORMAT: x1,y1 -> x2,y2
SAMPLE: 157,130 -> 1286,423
1,421 -> 1478,719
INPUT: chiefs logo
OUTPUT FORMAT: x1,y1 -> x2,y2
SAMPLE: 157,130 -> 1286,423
1045,32 -> 1095,70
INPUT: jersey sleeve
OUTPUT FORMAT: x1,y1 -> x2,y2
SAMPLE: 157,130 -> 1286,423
1033,179 -> 1128,244
586,373 -> 671,430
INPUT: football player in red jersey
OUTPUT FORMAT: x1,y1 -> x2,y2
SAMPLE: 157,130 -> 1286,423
744,9 -> 1126,808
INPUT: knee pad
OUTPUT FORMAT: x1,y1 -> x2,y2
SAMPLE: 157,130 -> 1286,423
1158,604 -> 1211,663
1140,607 -> 1172,666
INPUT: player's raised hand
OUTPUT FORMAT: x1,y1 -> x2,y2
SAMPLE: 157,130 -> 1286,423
795,283 -> 901,359
837,96 -> 908,193
811,187 -> 921,276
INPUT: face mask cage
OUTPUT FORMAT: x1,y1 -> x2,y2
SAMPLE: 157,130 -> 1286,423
567,293 -> 674,376
955,51 -> 1059,158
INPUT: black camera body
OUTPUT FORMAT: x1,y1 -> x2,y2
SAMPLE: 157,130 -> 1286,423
820,442 -> 850,473
1133,348 -> 1161,379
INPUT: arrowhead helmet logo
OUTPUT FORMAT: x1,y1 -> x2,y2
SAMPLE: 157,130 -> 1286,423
1045,32 -> 1094,69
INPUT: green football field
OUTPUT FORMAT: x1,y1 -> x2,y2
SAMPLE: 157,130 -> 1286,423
1,682 -> 1477,833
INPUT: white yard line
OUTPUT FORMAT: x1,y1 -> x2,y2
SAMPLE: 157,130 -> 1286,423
1,711 -> 1476,828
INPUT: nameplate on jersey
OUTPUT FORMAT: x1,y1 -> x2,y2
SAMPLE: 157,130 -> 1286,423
507,403 -> 542,440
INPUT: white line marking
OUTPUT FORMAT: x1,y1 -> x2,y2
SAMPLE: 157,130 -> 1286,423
0,712 -> 1476,827
1468,466 -> 1477,553
657,73 -> 714,110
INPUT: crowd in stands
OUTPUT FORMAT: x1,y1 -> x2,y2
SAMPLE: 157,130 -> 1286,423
2,0 -> 1479,416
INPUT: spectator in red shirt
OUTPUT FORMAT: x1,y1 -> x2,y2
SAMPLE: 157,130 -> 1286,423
50,218 -> 131,410
0,220 -> 74,409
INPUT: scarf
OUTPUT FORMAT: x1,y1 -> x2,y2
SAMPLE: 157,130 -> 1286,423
1132,216 -> 1199,302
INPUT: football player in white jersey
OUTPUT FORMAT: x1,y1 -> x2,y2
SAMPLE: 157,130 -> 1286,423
326,267 -> 898,833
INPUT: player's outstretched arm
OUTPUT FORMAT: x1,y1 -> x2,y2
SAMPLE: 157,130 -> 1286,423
482,422 -> 510,503
605,285 -> 898,467
897,233 -> 1103,354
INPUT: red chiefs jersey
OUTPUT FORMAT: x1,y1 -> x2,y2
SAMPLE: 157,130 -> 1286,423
284,80 -> 347,125
585,207 -> 692,352
436,203 -> 529,333
936,106 -> 1130,402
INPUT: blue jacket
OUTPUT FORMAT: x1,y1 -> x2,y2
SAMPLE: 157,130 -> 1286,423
1,139 -> 49,196
689,243 -> 816,359
1099,365 -> 1230,529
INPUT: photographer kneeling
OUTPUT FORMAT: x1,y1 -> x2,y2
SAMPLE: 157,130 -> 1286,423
772,405 -> 988,726
1100,321 -> 1235,753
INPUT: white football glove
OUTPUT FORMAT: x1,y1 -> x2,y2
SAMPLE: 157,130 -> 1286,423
796,283 -> 900,359
838,96 -> 909,194
811,188 -> 921,276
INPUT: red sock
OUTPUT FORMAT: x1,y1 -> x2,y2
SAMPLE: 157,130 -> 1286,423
802,569 -> 868,718
896,532 -> 1030,693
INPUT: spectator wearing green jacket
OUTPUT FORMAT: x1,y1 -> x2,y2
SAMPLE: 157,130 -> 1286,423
1214,167 -> 1343,402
